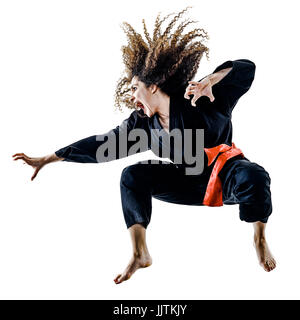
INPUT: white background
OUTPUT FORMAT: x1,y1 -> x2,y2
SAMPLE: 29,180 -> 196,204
1,0 -> 299,299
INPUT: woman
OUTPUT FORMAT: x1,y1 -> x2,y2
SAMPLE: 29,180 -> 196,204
12,7 -> 276,284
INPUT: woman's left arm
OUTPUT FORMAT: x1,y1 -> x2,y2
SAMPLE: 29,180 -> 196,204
184,67 -> 233,106
185,59 -> 256,114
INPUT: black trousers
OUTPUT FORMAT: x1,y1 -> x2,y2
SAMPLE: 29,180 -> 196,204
120,157 -> 272,229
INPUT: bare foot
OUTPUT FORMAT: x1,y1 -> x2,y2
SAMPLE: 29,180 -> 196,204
253,237 -> 276,272
114,253 -> 152,284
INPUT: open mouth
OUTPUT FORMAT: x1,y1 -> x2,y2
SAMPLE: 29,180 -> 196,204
136,102 -> 144,110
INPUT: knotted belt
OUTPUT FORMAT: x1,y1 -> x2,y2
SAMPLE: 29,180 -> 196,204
203,142 -> 244,206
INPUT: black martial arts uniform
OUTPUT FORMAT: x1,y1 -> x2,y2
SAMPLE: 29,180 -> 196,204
55,59 -> 272,229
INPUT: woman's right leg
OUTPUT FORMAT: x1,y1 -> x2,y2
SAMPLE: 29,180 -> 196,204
114,223 -> 152,284
115,160 -> 208,284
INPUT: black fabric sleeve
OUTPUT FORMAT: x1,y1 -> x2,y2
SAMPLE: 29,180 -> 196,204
197,59 -> 256,115
54,110 -> 149,163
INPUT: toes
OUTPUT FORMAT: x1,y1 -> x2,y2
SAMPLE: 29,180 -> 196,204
114,273 -> 131,284
261,262 -> 270,272
266,256 -> 277,271
268,259 -> 276,270
260,260 -> 270,272
264,259 -> 277,272
267,260 -> 273,271
113,256 -> 152,285
114,274 -> 122,284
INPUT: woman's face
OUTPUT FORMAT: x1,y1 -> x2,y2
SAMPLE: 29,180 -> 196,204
130,76 -> 156,117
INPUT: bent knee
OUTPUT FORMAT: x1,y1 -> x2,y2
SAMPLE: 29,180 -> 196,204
120,163 -> 152,189
234,162 -> 271,202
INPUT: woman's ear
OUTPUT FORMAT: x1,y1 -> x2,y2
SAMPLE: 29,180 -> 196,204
149,84 -> 159,94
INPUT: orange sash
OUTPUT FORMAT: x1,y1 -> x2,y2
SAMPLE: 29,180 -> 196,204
203,142 -> 244,206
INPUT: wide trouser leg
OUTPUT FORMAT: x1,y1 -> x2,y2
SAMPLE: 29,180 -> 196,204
120,160 -> 209,229
120,157 -> 273,228
220,158 -> 273,223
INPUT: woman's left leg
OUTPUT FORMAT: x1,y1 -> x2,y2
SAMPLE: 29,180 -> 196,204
253,221 -> 276,272
220,158 -> 276,272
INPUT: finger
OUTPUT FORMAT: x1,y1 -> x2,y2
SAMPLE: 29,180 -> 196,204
184,90 -> 188,99
189,82 -> 204,91
191,95 -> 200,107
203,86 -> 215,103
31,168 -> 39,181
184,90 -> 194,99
188,81 -> 200,85
208,93 -> 215,102
185,84 -> 194,92
13,156 -> 25,161
187,84 -> 197,90
13,156 -> 30,164
12,153 -> 25,157
14,157 -> 32,167
184,90 -> 196,100
13,153 -> 31,160
185,89 -> 195,95
22,153 -> 31,159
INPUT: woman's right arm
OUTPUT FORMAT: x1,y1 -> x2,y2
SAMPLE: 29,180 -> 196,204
13,110 -> 149,180
44,153 -> 65,163
53,110 -> 149,163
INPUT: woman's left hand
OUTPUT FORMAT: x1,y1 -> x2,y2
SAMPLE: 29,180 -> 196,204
184,76 -> 215,106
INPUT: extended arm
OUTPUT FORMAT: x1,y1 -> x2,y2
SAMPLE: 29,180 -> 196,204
12,112 -> 147,181
54,110 -> 149,163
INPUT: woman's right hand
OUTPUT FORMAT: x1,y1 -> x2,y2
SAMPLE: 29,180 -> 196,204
12,153 -> 61,181
12,153 -> 47,181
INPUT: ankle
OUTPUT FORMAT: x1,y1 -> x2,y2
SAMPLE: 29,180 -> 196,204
133,248 -> 149,258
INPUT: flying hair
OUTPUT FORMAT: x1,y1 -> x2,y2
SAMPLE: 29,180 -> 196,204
114,6 -> 210,113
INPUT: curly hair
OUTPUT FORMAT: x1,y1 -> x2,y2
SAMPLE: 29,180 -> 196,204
114,6 -> 210,113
